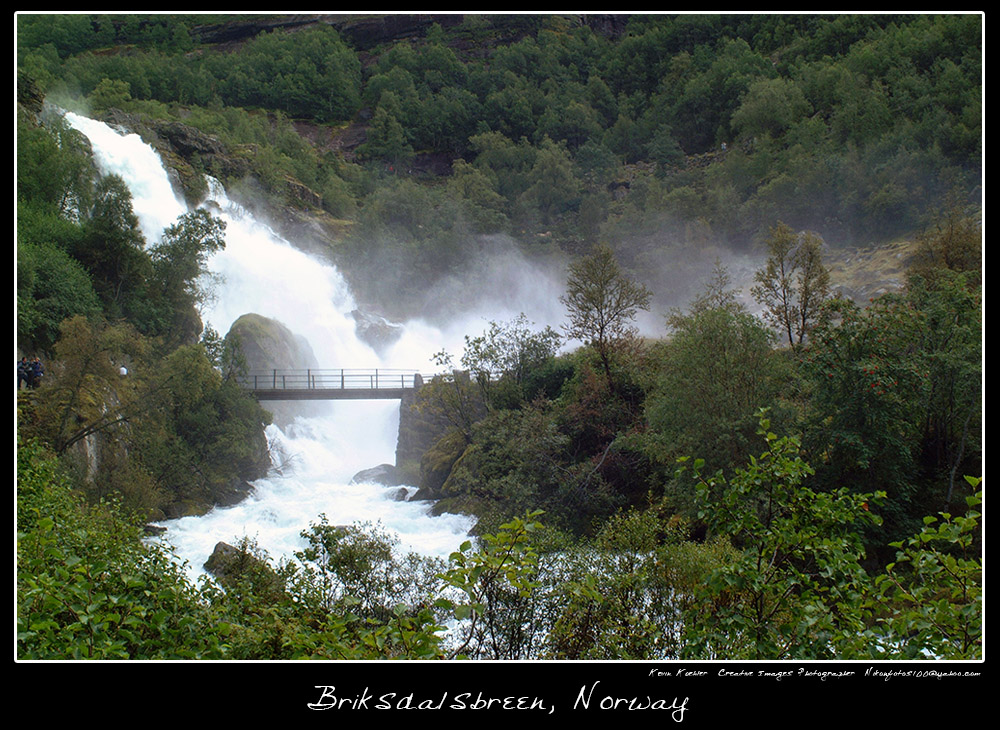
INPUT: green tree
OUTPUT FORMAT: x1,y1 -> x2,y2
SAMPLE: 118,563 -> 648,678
751,221 -> 830,346
646,283 -> 786,485
546,508 -> 739,660
89,77 -> 132,111
560,243 -> 652,392
149,208 -> 226,341
23,316 -> 148,456
293,517 -> 444,621
17,109 -> 95,217
17,240 -> 102,355
361,99 -> 414,169
137,342 -> 271,509
437,400 -> 618,535
731,76 -> 811,140
519,137 -> 582,224
74,173 -> 152,322
459,313 -> 561,409
446,159 -> 508,233
905,269 -> 981,509
801,295 -> 927,540
910,197 -> 982,282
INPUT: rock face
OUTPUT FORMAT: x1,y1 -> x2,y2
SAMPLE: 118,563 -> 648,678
351,309 -> 404,356
101,108 -> 252,206
190,14 -> 466,51
225,313 -> 326,427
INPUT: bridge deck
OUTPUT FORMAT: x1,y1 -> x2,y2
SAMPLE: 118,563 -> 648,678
237,369 -> 424,401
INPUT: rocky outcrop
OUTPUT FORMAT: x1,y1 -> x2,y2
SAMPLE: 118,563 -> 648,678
351,309 -> 404,356
99,108 -> 253,206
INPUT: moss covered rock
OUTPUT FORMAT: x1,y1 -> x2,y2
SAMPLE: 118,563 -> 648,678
415,428 -> 469,500
225,312 -> 324,428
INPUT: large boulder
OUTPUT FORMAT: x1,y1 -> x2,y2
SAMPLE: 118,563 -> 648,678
225,313 -> 325,428
227,312 -> 318,371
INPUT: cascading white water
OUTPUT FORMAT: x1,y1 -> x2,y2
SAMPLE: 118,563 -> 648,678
63,111 -> 508,578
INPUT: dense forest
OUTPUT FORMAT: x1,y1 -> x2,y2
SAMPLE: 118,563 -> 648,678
16,13 -> 981,661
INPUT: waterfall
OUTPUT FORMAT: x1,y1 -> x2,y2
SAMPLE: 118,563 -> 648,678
63,112 -> 484,578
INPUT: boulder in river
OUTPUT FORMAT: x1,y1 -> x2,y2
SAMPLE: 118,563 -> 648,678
350,463 -> 407,487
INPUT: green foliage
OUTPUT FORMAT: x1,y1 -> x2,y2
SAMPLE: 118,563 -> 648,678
20,316 -> 271,518
140,343 -> 272,508
441,401 -> 620,535
905,269 -> 981,507
870,481 -> 982,659
23,316 -> 147,455
802,295 -> 936,540
546,509 -> 738,660
17,238 -> 102,355
293,517 -> 445,621
17,109 -> 94,216
645,276 -> 787,484
459,313 -> 561,409
518,138 -> 583,224
414,367 -> 486,444
18,13 -> 981,255
437,511 -> 545,659
149,208 -> 226,342
17,439 -> 226,659
89,77 -> 132,111
910,196 -> 982,282
69,173 -> 163,329
681,413 -> 883,659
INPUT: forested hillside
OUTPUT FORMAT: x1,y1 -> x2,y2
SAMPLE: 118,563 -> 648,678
16,13 -> 981,662
18,13 -> 981,314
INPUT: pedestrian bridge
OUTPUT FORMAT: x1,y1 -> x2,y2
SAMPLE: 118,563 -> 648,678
237,369 -> 425,400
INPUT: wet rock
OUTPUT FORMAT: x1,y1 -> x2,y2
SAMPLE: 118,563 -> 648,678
350,463 -> 405,487
351,309 -> 404,355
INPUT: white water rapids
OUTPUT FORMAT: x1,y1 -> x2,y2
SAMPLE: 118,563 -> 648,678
63,112 -> 566,580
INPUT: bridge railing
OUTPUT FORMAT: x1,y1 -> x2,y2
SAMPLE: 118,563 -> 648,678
237,369 -> 424,392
